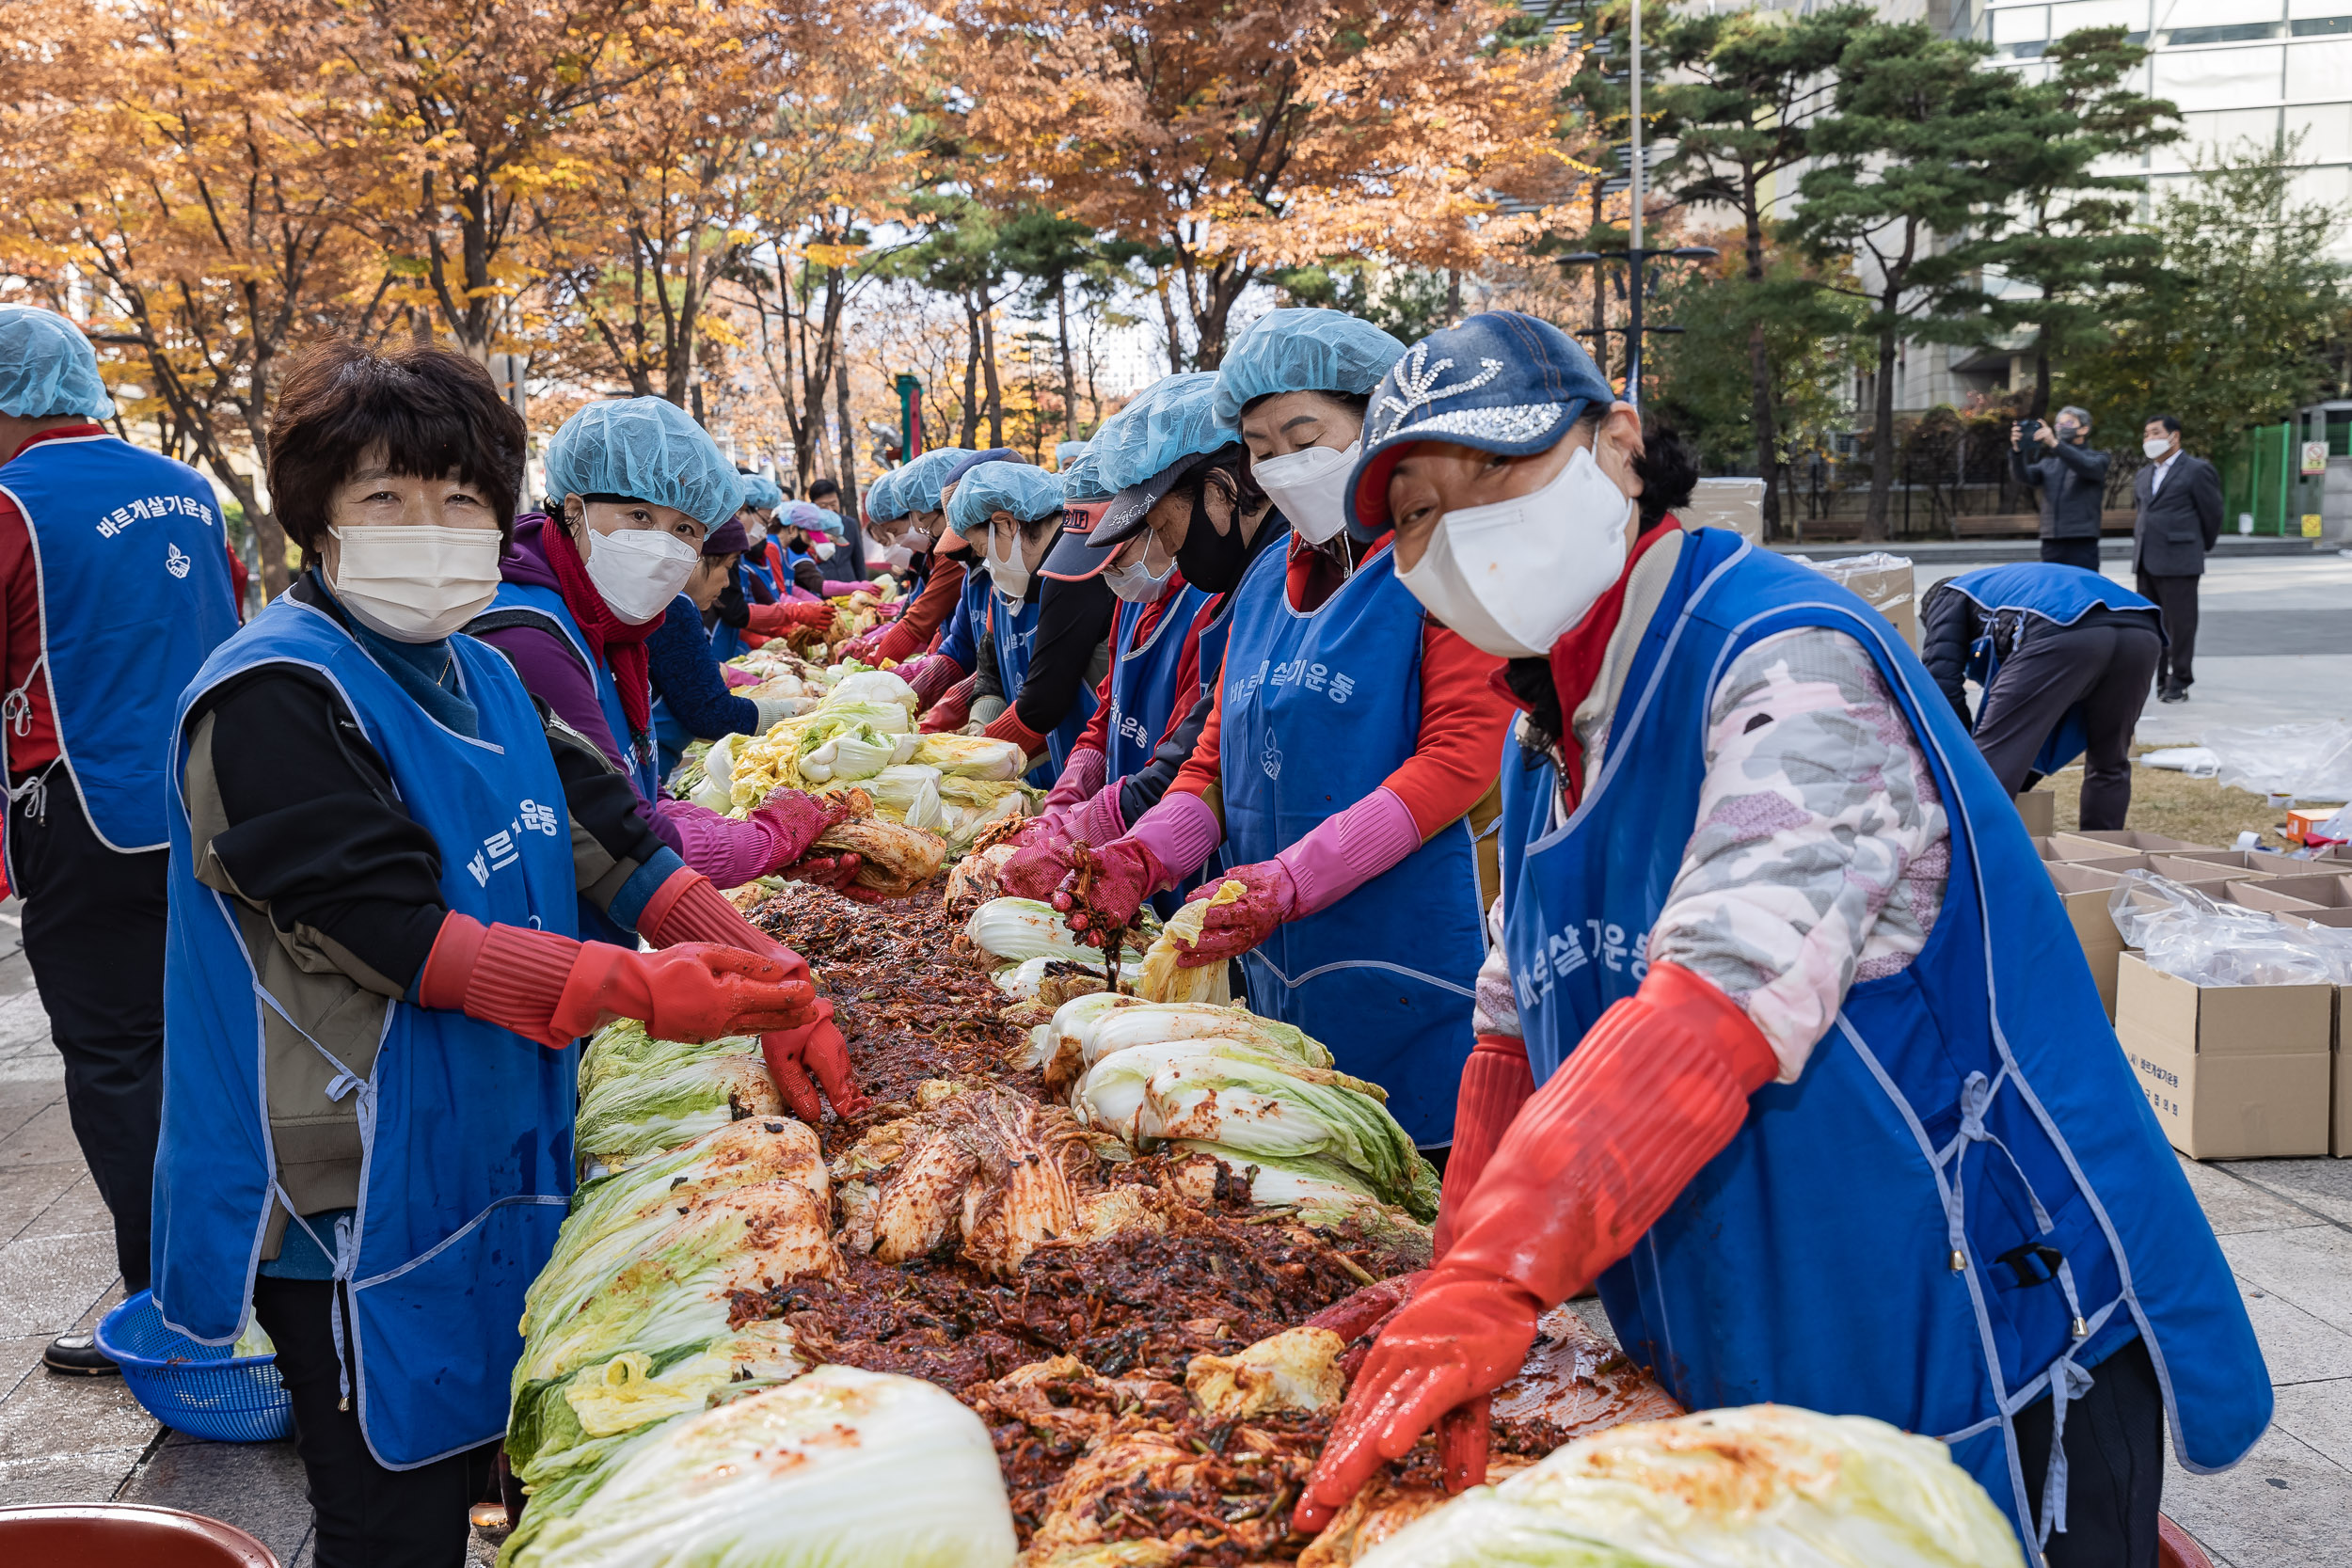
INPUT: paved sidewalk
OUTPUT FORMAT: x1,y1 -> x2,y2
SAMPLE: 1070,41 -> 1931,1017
0,901 -> 2342,1562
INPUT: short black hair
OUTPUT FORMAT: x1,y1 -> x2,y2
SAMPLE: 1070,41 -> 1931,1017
267,341 -> 526,562
2150,413 -> 2183,435
807,476 -> 841,499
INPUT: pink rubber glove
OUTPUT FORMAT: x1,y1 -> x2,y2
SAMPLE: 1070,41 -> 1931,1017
652,790 -> 856,892
722,665 -> 761,689
896,652 -> 968,710
838,627 -> 886,665
1175,787 -> 1418,966
1041,747 -> 1107,813
997,817 -> 1080,902
1051,791 -> 1223,941
1062,781 -> 1126,850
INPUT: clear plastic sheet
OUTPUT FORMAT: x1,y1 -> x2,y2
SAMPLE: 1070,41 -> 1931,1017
2194,719 -> 2352,804
2106,870 -> 2352,985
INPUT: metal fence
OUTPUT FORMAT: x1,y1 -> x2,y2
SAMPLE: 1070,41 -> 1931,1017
1779,418 -> 2148,542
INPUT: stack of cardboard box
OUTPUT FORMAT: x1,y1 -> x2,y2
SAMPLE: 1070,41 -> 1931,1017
2030,832 -> 2352,1160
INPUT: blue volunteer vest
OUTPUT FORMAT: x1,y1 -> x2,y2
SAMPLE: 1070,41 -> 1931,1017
987,588 -> 1099,789
938,566 -> 992,674
1217,545 -> 1485,1146
1499,528 -> 2266,1552
1105,581 -> 1213,782
153,596 -> 579,1469
0,434 -> 238,849
1945,564 -> 2162,777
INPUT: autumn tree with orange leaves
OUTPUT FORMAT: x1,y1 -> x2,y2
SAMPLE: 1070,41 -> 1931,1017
945,0 -> 1583,367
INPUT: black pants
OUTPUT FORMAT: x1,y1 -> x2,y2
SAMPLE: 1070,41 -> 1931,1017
2017,1336 -> 2165,1567
252,1276 -> 499,1568
8,768 -> 167,1292
1972,623 -> 2160,832
2135,571 -> 2201,691
2041,536 -> 2103,571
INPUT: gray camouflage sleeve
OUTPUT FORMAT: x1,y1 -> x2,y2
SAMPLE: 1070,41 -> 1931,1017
1646,626 -> 1948,1081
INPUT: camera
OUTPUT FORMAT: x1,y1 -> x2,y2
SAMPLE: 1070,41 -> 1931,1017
2017,418 -> 2042,441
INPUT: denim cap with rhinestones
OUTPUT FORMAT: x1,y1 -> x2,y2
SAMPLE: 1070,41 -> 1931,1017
1209,309 -> 1406,424
1343,311 -> 1615,542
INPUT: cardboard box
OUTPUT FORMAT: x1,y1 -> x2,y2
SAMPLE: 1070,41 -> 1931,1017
2058,831 -> 2210,855
2284,806 -> 2346,846
2047,863 -> 2129,1017
2034,836 -> 2151,867
2113,951 -> 2333,1057
2236,872 -> 2352,908
2014,790 -> 2056,837
2117,1023 -> 2334,1159
2278,908 -> 2352,930
1683,479 -> 1766,543
2143,852 -> 2278,889
1809,554 -> 1917,647
2225,880 -> 2325,914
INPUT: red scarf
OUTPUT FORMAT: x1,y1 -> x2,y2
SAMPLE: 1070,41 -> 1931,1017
541,518 -> 661,744
1489,517 -> 1682,805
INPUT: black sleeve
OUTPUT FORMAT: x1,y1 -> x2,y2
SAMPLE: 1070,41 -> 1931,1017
198,668 -> 450,992
2053,441 -> 2108,483
1916,583 -> 1979,730
535,700 -> 675,874
1013,573 -> 1118,735
2009,449 -> 2041,487
1119,688 -> 1213,825
2192,460 -> 2224,549
712,578 -> 749,629
792,557 -> 827,596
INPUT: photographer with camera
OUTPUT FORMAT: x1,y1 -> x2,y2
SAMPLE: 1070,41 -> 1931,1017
2010,405 -> 2110,571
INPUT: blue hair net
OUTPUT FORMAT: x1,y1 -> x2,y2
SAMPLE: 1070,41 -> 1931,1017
737,472 -> 784,513
894,447 -> 976,516
864,467 -> 906,523
0,307 -> 114,420
1061,446 -> 1113,503
1092,373 -> 1230,495
783,501 -> 840,536
1210,309 -> 1405,424
1055,440 -> 1089,467
546,397 -> 745,531
948,461 -> 1065,536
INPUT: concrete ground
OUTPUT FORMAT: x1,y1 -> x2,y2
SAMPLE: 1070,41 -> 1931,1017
1,549 -> 2347,1563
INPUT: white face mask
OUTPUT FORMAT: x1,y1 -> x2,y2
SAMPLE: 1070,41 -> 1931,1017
327,524 -> 503,643
583,523 -> 699,624
883,544 -> 914,570
1104,547 -> 1176,604
813,539 -> 836,562
985,528 -> 1032,605
1395,444 -> 1633,660
2143,437 -> 2174,461
1252,440 -> 1359,546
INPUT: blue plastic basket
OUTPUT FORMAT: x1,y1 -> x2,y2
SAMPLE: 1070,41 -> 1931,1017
96,1291 -> 294,1444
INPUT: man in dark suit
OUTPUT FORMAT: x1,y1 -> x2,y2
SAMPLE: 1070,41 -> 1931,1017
2132,413 -> 2222,703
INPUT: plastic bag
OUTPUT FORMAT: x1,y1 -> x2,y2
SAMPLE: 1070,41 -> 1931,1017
2196,719 -> 2352,803
2106,871 -> 2349,985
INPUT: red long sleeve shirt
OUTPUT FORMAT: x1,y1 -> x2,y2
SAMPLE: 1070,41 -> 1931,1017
0,422 -> 113,775
1168,535 -> 1514,841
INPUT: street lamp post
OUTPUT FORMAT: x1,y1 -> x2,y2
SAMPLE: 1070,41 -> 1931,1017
1555,245 -> 1720,404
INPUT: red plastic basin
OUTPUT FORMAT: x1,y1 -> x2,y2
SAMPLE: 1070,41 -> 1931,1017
2160,1513 -> 2216,1568
0,1503 -> 277,1567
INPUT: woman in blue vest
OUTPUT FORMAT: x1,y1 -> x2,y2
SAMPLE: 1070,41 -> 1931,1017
647,518 -> 809,780
1292,314 -> 2268,1565
153,342 -> 854,1567
470,398 -> 862,923
947,459 -> 1104,787
1025,312 -> 1514,1148
1013,416 -> 1215,871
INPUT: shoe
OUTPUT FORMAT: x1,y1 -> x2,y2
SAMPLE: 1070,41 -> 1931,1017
2159,684 -> 2187,704
42,1331 -> 119,1376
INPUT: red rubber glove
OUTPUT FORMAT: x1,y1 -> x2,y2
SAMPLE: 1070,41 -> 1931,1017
1431,1034 -> 1536,1259
996,817 -> 1079,902
416,914 -> 817,1050
919,675 -> 975,734
638,868 -> 870,1118
1172,860 -> 1295,967
981,705 -> 1049,761
1295,963 -> 1777,1531
747,599 -> 835,634
1052,838 -> 1164,943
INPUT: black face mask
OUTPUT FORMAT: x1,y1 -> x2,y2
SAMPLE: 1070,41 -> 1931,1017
1174,486 -> 1250,593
